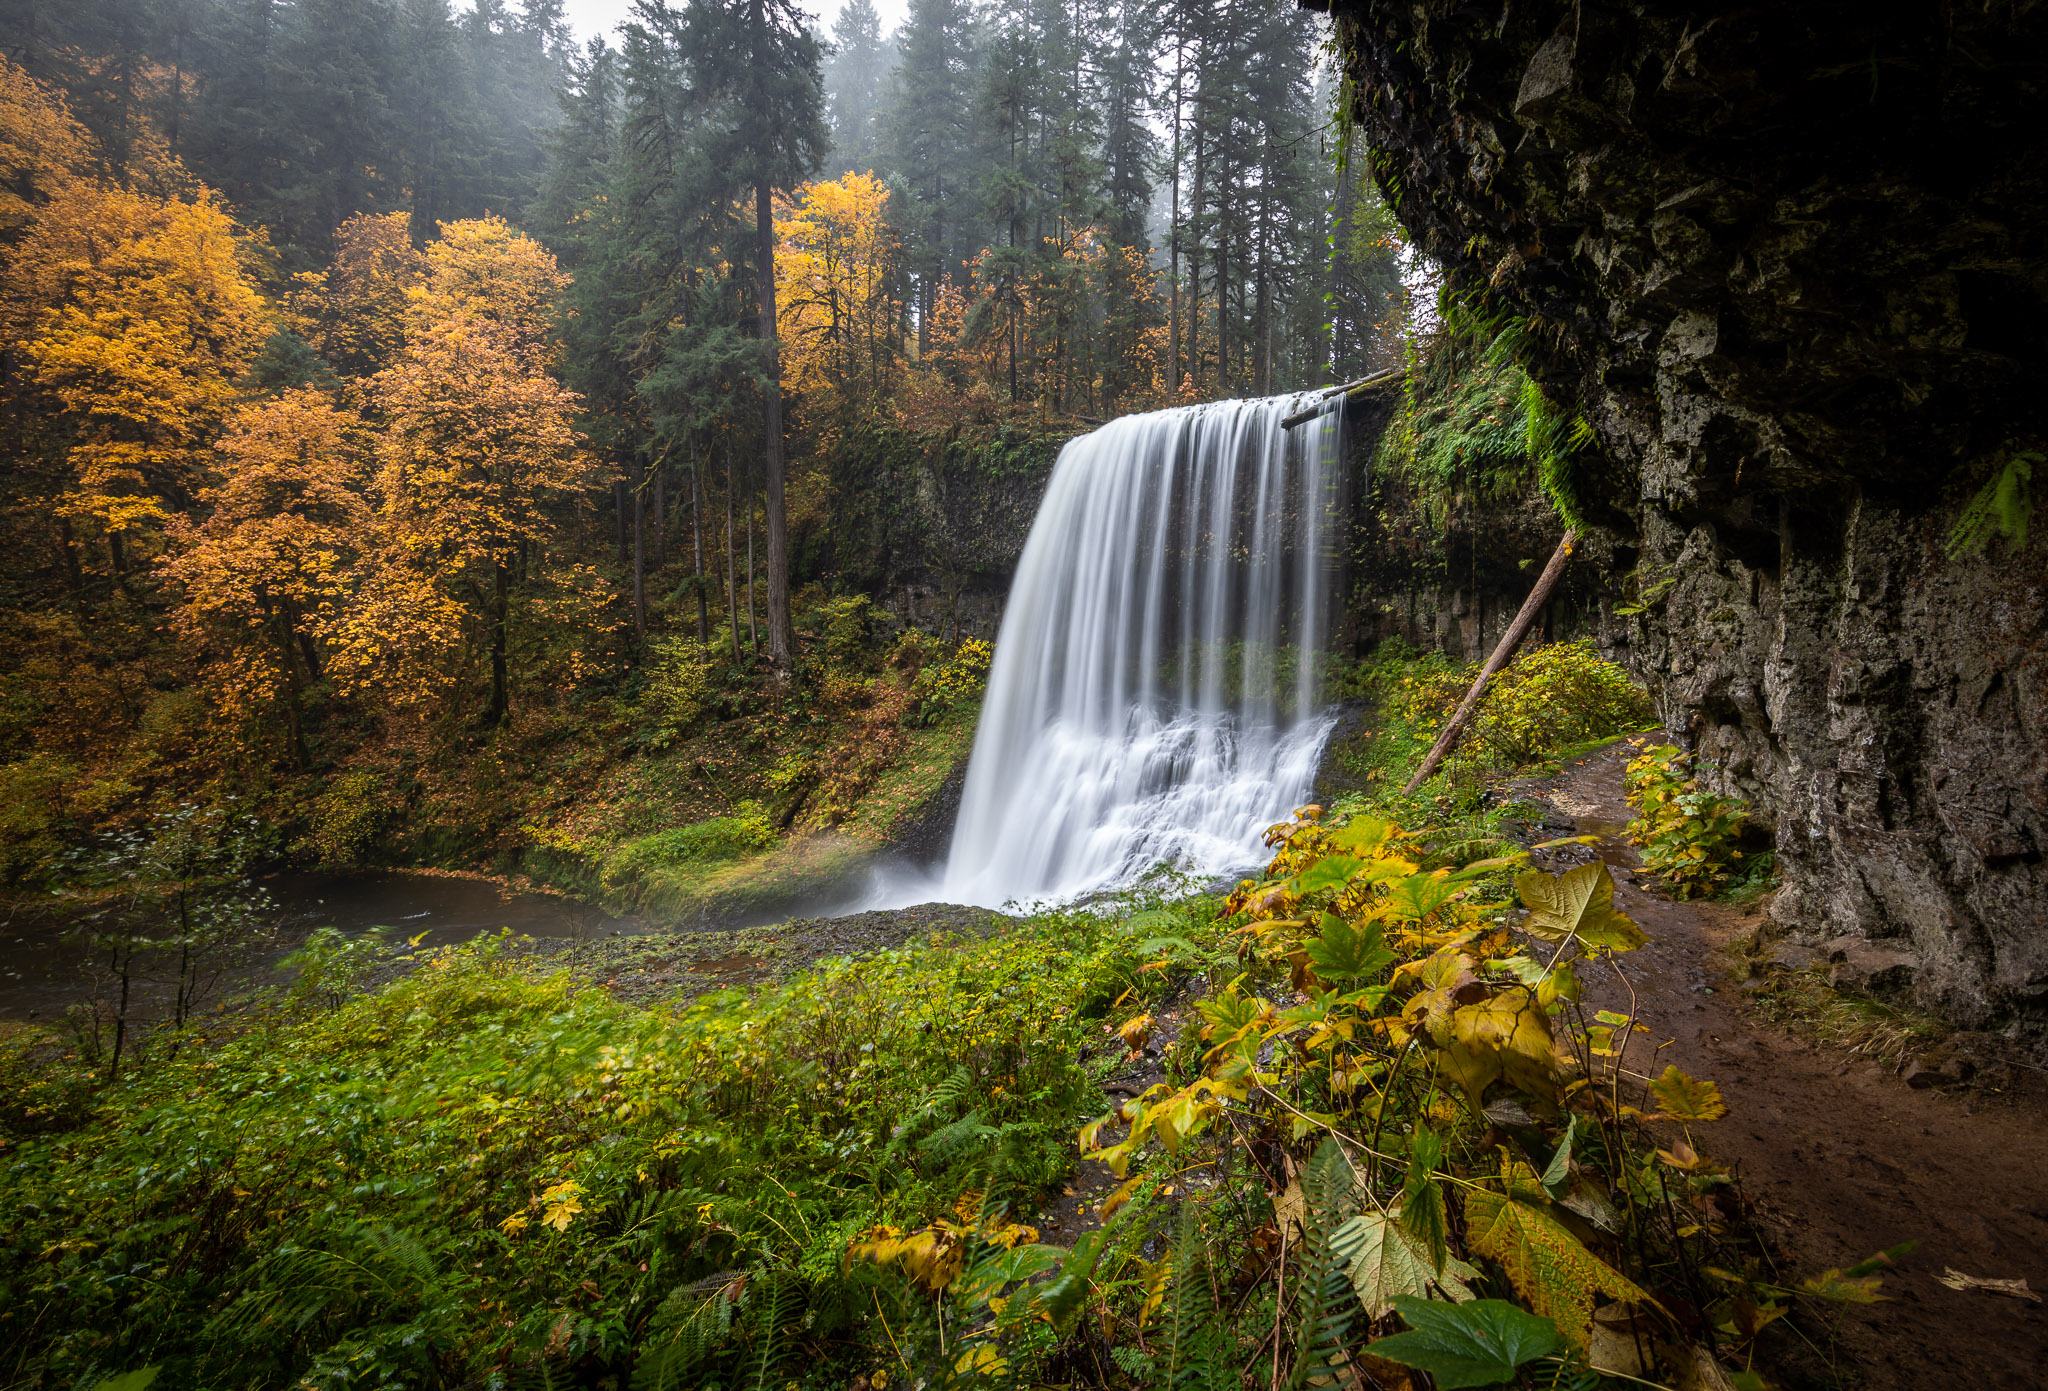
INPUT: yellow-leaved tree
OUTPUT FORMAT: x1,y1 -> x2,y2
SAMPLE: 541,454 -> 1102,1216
775,172 -> 903,438
16,183 -> 266,572
333,217 -> 600,727
0,53 -> 90,243
159,389 -> 370,765
287,211 -> 426,379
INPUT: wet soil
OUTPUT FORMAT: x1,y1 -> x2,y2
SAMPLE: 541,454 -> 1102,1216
1521,745 -> 2048,1391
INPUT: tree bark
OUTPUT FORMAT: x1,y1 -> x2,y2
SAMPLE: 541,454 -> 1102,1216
653,454 -> 667,569
691,435 -> 709,646
725,441 -> 740,664
58,516 -> 81,593
755,175 -> 795,673
1402,531 -> 1577,793
745,453 -> 757,650
631,454 -> 646,643
488,557 -> 510,725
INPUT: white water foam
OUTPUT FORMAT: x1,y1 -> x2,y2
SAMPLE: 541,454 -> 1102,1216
865,394 -> 1343,912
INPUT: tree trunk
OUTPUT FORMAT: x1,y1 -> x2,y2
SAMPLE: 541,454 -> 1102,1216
488,558 -> 510,725
691,436 -> 709,646
725,441 -> 740,664
1402,532 -> 1578,793
632,455 -> 646,643
58,516 -> 81,593
745,454 -> 757,650
1168,48 -> 1183,392
755,175 -> 795,673
107,944 -> 131,1084
653,455 -> 667,569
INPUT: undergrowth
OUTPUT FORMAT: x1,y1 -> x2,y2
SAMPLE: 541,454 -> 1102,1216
1,640 -> 1883,1390
1622,741 -> 1751,901
1327,638 -> 1653,815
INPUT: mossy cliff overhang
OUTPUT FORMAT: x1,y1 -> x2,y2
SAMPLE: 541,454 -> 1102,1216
1318,0 -> 2048,1031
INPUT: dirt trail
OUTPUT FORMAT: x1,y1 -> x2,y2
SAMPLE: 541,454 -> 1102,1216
1523,746 -> 2048,1390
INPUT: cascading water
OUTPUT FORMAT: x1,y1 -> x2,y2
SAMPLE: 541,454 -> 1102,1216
925,392 -> 1344,909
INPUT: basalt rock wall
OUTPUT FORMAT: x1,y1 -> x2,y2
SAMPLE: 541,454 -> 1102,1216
1342,384 -> 1628,663
1325,0 -> 2048,1033
799,423 -> 1071,643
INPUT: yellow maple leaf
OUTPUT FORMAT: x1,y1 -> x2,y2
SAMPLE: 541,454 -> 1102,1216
539,1180 -> 585,1232
1463,1185 -> 1651,1345
1649,1065 -> 1729,1122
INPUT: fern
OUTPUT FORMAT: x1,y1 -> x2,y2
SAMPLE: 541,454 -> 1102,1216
206,1223 -> 444,1345
1158,1205 -> 1234,1391
1948,451 -> 2037,559
1286,1141 -> 1361,1391
743,1272 -> 802,1391
630,1275 -> 741,1391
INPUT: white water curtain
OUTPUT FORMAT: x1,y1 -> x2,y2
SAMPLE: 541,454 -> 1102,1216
938,394 -> 1343,908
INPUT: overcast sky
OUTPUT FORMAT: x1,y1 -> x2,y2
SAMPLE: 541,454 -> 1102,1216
559,0 -> 910,45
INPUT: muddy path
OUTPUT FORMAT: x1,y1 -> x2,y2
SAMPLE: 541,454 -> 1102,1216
1522,745 -> 2048,1390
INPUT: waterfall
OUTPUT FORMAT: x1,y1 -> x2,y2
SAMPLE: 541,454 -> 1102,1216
930,393 -> 1343,909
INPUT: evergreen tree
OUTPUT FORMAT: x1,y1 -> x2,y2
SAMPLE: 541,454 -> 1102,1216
823,0 -> 886,175
1096,0 -> 1156,251
880,0 -> 981,355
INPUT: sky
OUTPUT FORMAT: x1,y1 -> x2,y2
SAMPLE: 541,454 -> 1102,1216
558,0 -> 909,45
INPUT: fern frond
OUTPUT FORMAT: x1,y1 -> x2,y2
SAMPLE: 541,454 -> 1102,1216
743,1272 -> 801,1391
1286,1140 -> 1361,1391
631,1276 -> 740,1391
1949,451 -> 2037,559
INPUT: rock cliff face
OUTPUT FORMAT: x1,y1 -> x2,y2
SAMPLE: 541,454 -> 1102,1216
1343,383 -> 1627,661
800,424 -> 1070,641
1326,1 -> 2048,1032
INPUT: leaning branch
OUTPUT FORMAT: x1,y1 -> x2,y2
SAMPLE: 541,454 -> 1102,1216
1279,367 -> 1405,430
1401,530 -> 1579,794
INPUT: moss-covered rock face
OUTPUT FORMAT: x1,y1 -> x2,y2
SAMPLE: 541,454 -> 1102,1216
1329,1 -> 2048,1031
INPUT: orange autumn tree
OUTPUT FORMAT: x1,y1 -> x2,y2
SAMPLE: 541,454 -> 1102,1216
160,389 -> 370,765
774,171 -> 904,437
287,211 -> 426,378
335,218 -> 598,727
15,184 -> 266,572
0,54 -> 91,244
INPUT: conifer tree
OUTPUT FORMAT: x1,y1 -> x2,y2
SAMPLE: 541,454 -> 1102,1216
823,0 -> 888,175
881,0 -> 981,356
671,0 -> 826,673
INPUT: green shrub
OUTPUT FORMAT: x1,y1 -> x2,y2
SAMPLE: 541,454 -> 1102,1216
1392,639 -> 1652,777
639,635 -> 715,736
0,900 -> 1159,1389
1624,739 -> 1749,898
306,769 -> 395,865
814,593 -> 875,666
604,806 -> 776,880
909,637 -> 993,726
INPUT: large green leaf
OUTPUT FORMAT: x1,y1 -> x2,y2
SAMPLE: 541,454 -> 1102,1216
1330,1211 -> 1479,1320
1302,912 -> 1394,982
1515,863 -> 1645,953
1385,872 -> 1460,922
1368,1297 -> 1564,1388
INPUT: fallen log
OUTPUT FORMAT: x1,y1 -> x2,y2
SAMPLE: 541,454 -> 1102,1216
1401,530 -> 1579,794
1279,367 -> 1404,430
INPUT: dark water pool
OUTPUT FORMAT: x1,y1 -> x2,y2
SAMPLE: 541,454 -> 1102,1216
0,872 -> 649,1021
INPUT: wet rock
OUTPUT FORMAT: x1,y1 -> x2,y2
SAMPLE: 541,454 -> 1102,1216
1825,939 -> 1921,995
1329,0 -> 2048,1040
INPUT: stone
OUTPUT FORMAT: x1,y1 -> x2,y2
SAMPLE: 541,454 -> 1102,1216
1328,0 -> 2048,1042
1825,939 -> 1921,995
